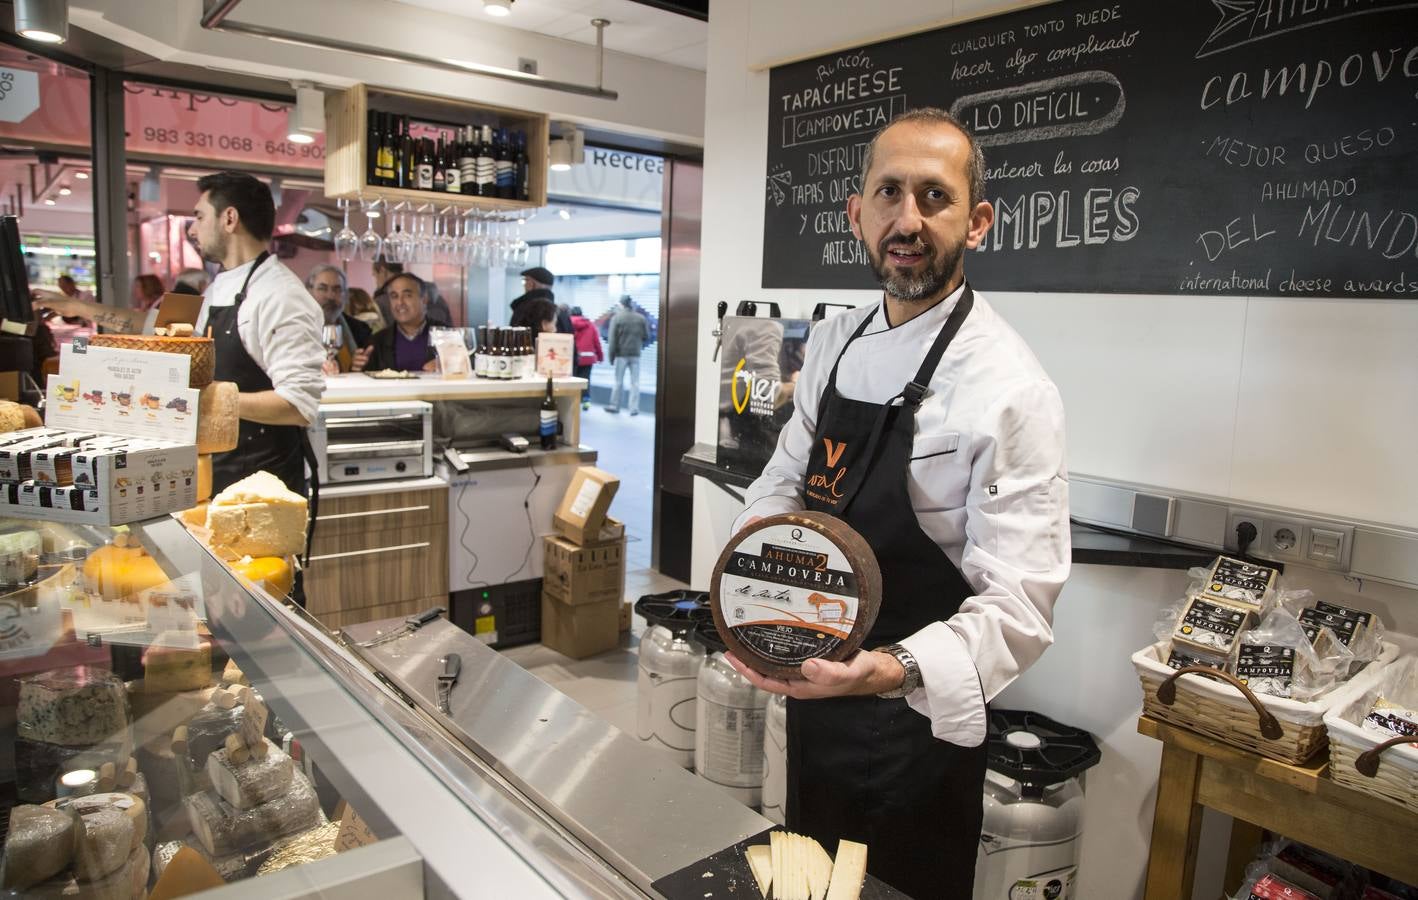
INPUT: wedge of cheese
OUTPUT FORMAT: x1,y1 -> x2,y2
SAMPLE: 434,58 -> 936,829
824,840 -> 867,900
746,844 -> 772,897
207,472 -> 307,558
195,383 -> 238,454
142,639 -> 213,693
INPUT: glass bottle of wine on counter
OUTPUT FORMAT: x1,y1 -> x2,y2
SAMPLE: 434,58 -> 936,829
540,376 -> 559,450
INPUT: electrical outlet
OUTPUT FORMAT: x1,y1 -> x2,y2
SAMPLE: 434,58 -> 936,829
1263,519 -> 1303,563
1226,511 -> 1266,554
1303,523 -> 1355,570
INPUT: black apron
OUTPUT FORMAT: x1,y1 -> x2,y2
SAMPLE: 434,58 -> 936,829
208,252 -> 320,598
787,286 -> 987,900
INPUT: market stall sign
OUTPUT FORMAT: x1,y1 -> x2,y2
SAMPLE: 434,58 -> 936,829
0,68 -> 40,123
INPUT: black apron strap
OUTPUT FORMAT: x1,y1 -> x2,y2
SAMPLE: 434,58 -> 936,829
823,307 -> 877,394
234,251 -> 270,306
901,284 -> 973,409
299,433 -> 319,569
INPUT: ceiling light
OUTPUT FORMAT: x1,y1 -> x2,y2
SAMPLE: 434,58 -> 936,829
74,171 -> 88,179
15,0 -> 68,43
557,208 -> 571,220
43,198 -> 55,205
58,185 -> 71,196
548,124 -> 584,172
483,0 -> 512,17
287,82 -> 323,145
366,209 -> 380,219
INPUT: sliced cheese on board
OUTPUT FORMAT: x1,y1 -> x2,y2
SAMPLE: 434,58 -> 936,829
770,831 -> 783,900
745,844 -> 772,897
1,805 -> 79,890
824,840 -> 867,900
196,383 -> 238,454
805,837 -> 832,900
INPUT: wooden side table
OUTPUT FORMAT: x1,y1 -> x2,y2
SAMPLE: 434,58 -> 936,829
1139,715 -> 1418,899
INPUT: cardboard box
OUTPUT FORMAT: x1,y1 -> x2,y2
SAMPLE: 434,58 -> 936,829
536,333 -> 574,377
2,438 -> 197,525
542,534 -> 625,606
553,466 -> 619,546
597,515 -> 625,543
618,601 -> 632,633
541,592 -> 620,659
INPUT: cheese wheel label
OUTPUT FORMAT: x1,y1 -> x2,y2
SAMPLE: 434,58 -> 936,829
1201,556 -> 1277,609
718,523 -> 861,666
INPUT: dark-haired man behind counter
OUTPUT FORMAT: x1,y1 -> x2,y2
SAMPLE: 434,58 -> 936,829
353,272 -> 437,373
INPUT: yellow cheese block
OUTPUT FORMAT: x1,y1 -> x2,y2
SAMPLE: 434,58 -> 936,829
147,847 -> 225,900
232,556 -> 293,597
142,640 -> 213,693
196,382 -> 238,454
196,455 -> 212,502
82,544 -> 169,600
178,503 -> 208,528
208,472 -> 307,558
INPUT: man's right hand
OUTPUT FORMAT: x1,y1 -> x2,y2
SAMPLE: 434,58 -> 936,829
350,346 -> 372,372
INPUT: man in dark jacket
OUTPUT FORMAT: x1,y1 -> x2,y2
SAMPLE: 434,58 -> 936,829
510,266 -> 570,332
353,273 -> 436,373
307,265 -> 373,374
605,295 -> 650,415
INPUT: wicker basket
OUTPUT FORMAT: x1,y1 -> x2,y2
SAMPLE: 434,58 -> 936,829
1132,640 -> 1399,764
1324,654 -> 1418,813
88,334 -> 215,386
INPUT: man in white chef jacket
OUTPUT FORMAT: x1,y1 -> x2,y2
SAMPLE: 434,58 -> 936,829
725,108 -> 1070,898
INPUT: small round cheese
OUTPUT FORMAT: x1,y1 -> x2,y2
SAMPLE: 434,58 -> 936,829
710,511 -> 881,679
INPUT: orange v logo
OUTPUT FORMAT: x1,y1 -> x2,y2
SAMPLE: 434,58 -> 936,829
823,438 -> 847,468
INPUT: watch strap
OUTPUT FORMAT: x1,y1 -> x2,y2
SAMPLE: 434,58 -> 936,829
875,643 -> 922,699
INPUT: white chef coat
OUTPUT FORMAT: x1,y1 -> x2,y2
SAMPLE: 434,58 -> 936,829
732,284 -> 1070,747
195,256 -> 326,424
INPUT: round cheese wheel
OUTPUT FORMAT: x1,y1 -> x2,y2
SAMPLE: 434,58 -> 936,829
82,545 -> 168,600
196,455 -> 213,503
195,383 -> 238,454
710,511 -> 881,679
231,556 -> 293,597
45,792 -> 148,854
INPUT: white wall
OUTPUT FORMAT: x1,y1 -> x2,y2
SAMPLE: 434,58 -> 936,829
692,2 -> 1418,897
71,0 -> 706,146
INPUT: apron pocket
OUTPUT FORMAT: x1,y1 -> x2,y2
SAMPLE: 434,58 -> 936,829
909,432 -> 970,511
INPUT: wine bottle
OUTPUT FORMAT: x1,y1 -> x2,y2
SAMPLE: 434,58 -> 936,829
433,136 -> 447,192
495,128 -> 514,199
476,125 -> 495,197
539,376 -> 558,450
416,138 -> 435,191
377,114 -> 395,185
514,131 -> 529,201
458,127 -> 477,195
367,111 -> 380,185
521,327 -> 536,379
394,117 -> 408,189
444,132 -> 461,193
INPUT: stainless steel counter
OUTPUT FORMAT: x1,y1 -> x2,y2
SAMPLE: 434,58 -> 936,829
344,617 -> 771,896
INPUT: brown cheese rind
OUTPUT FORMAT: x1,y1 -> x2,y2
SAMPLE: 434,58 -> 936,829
185,772 -> 322,857
711,511 -> 882,680
1,805 -> 80,890
205,741 -> 294,810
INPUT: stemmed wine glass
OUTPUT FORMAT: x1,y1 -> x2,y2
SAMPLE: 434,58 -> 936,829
334,199 -> 358,262
358,198 -> 383,262
385,202 -> 412,263
414,205 -> 436,263
321,324 -> 343,361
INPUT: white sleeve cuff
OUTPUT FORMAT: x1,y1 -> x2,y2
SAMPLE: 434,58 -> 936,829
899,621 -> 988,748
274,383 -> 320,426
730,496 -> 802,533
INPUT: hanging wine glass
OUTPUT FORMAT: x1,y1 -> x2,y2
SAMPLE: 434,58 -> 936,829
415,204 -> 436,264
333,199 -> 359,262
456,211 -> 475,268
512,219 -> 530,267
358,198 -> 383,262
435,208 -> 457,265
471,213 -> 491,269
386,203 -> 411,263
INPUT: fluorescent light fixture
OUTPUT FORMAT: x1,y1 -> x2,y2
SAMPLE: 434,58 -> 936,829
483,0 -> 512,16
548,124 -> 583,172
287,82 -> 324,144
15,0 -> 68,43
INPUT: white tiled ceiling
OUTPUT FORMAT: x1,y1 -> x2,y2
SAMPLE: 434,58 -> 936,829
387,0 -> 707,70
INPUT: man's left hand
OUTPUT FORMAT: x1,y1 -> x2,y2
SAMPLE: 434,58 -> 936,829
724,650 -> 905,699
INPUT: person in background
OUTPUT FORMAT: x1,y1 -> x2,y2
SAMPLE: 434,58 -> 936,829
56,274 -> 80,299
521,297 -> 558,334
45,275 -> 95,345
420,278 -> 453,328
605,295 -> 649,415
371,257 -> 451,328
554,301 -> 574,336
371,257 -> 401,315
347,287 -> 385,332
570,305 -> 602,410
353,272 -> 436,373
509,265 -> 556,330
131,274 -> 165,311
306,265 -> 373,374
172,268 -> 211,296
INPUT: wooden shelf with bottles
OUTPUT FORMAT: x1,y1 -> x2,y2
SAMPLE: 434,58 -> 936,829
324,83 -> 549,212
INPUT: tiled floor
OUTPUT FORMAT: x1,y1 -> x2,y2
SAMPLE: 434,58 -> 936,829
498,566 -> 689,736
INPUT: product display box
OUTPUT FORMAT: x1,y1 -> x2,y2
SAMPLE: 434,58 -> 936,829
541,533 -> 626,659
536,333 -> 574,378
1,437 -> 198,525
553,466 -> 620,546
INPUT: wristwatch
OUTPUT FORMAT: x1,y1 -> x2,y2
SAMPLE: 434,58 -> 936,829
875,643 -> 922,699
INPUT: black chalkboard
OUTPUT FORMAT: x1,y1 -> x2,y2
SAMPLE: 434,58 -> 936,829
762,1 -> 1418,298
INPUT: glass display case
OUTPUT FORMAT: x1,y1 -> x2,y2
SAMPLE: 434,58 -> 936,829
0,512 -> 768,898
